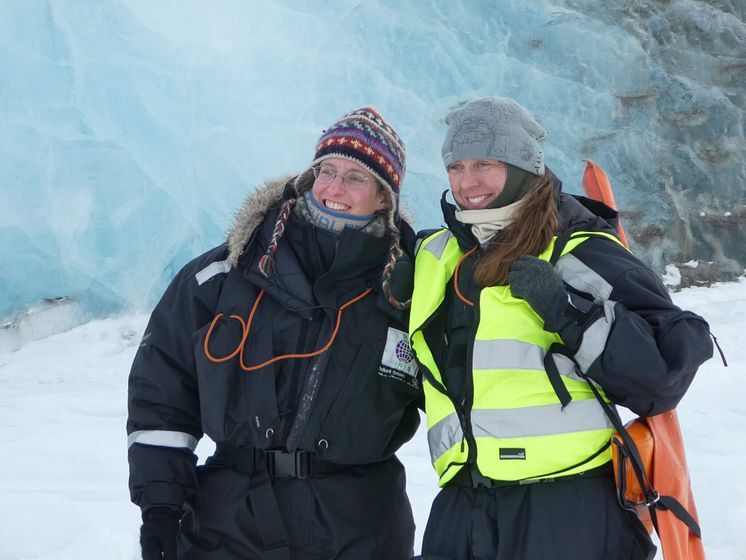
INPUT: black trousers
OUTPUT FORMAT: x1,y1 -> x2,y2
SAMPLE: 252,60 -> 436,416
418,470 -> 656,560
178,455 -> 414,559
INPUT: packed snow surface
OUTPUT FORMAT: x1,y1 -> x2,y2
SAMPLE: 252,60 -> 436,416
0,279 -> 743,559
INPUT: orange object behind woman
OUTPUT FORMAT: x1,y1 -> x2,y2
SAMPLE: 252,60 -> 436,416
583,159 -> 704,560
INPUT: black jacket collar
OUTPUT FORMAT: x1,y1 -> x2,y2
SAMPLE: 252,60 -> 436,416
242,208 -> 397,315
440,190 -> 478,252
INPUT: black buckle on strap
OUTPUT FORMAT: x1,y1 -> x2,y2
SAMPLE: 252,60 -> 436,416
211,444 -> 321,479
264,450 -> 312,479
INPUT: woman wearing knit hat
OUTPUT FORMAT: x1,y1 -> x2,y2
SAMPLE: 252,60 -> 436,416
409,97 -> 713,559
127,107 -> 420,559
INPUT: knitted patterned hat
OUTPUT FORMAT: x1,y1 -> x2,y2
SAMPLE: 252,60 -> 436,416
258,107 -> 410,310
311,106 -> 406,196
310,107 -> 409,309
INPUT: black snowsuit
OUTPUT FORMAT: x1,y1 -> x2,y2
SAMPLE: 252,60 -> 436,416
127,177 -> 420,559
416,186 -> 713,560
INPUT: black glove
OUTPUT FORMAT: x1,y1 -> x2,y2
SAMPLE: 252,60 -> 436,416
509,255 -> 605,351
140,507 -> 180,560
508,255 -> 567,321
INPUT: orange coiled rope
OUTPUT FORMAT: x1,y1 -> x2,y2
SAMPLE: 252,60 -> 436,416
203,287 -> 372,372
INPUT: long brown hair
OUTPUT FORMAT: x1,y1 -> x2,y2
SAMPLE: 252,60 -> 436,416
473,168 -> 559,287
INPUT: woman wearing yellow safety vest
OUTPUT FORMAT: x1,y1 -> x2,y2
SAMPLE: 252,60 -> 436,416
409,97 -> 713,560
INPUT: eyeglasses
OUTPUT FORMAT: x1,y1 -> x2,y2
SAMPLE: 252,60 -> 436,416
312,165 -> 376,190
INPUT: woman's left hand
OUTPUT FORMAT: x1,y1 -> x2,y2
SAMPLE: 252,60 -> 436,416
507,256 -> 567,320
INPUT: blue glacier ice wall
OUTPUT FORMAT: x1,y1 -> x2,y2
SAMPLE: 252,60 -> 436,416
1,0 -> 744,323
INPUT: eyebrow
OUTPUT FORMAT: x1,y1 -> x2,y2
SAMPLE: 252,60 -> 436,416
325,163 -> 370,175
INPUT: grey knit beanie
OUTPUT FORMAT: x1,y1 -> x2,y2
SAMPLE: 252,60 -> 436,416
441,97 -> 546,176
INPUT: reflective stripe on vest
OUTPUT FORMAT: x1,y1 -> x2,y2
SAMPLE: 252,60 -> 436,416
412,230 -> 473,477
411,230 -> 624,486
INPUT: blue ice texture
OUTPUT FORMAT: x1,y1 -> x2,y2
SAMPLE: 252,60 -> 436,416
1,0 -> 744,337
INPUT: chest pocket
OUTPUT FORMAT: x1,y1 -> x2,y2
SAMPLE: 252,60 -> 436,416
194,312 -> 281,445
311,310 -> 420,463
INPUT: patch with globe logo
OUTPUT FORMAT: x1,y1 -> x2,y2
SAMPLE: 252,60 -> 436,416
378,328 -> 419,387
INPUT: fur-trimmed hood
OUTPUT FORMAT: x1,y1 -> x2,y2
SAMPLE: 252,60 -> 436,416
227,175 -> 296,267
226,170 -> 413,267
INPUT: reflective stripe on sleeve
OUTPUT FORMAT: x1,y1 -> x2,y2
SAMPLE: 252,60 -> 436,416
195,259 -> 231,286
575,301 -> 616,371
128,429 -> 199,451
556,253 -> 613,302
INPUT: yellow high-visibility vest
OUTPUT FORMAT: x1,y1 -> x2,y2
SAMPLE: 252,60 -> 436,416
410,229 -> 622,486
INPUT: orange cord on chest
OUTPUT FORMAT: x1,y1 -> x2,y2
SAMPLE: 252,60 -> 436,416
454,246 -> 477,307
203,287 -> 372,372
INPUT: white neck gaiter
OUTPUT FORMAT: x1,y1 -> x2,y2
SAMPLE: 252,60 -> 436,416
454,197 -> 527,245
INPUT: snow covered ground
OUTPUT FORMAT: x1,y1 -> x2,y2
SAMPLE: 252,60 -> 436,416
0,278 -> 742,559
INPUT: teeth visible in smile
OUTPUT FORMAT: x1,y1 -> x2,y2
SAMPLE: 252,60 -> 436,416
325,200 -> 350,211
467,195 -> 490,203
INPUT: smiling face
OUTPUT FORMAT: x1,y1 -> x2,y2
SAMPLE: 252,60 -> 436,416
311,158 -> 388,216
447,159 -> 508,210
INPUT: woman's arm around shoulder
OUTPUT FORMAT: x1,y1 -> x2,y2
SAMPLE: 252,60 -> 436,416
561,237 -> 714,416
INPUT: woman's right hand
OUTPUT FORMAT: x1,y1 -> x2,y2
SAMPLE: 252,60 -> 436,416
140,507 -> 180,560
